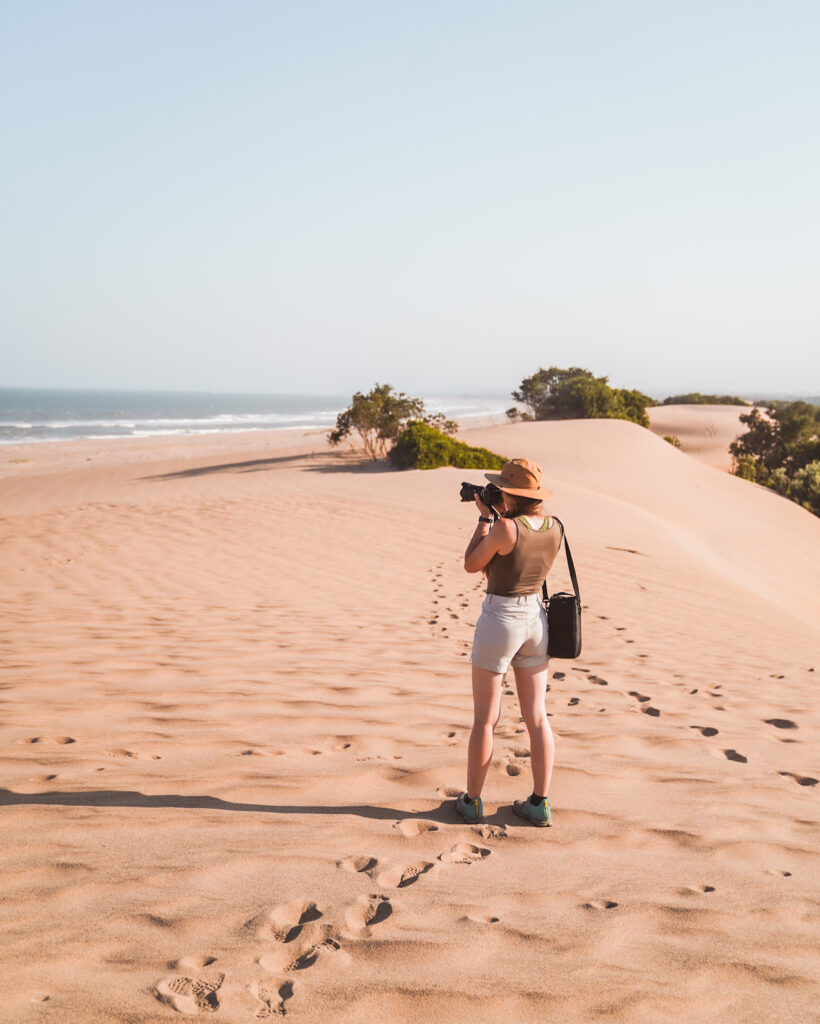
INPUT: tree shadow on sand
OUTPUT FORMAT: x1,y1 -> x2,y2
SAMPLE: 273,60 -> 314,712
0,788 -> 452,822
139,450 -> 391,481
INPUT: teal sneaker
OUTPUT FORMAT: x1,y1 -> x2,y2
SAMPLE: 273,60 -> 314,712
455,792 -> 484,823
513,796 -> 552,827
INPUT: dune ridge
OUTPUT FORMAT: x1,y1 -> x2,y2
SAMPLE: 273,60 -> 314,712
1,420 -> 818,1023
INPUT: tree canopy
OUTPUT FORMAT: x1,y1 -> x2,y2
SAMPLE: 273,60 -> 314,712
328,383 -> 456,460
730,401 -> 820,516
662,393 -> 751,406
511,366 -> 654,428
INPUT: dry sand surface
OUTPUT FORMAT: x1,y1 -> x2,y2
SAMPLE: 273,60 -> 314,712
1,420 -> 819,1024
646,403 -> 750,472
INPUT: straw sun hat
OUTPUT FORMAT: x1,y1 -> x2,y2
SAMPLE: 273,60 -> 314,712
484,457 -> 554,501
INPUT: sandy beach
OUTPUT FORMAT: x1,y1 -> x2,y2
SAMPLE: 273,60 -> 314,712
2,410 -> 818,1024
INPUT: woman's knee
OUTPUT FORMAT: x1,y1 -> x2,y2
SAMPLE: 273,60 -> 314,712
524,711 -> 549,733
473,710 -> 498,730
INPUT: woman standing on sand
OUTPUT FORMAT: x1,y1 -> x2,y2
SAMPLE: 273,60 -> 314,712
458,458 -> 562,827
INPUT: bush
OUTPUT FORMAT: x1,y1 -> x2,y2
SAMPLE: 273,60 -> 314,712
663,435 -> 682,448
661,393 -> 751,406
790,461 -> 820,516
512,366 -> 653,428
730,401 -> 820,516
388,421 -> 506,471
328,383 -> 457,460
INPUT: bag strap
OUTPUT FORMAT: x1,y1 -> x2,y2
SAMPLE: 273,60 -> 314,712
541,516 -> 581,603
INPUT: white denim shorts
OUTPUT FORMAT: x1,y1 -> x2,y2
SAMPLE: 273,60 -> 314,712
470,593 -> 549,674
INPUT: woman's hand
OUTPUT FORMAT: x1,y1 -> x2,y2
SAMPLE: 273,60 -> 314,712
474,493 -> 492,518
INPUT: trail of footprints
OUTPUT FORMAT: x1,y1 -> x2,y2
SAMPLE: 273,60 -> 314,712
152,816 -> 499,1018
556,624 -> 816,787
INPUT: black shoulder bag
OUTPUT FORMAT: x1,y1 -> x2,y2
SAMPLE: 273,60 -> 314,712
541,517 -> 582,659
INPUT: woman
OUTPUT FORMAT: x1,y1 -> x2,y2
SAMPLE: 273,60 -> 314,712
457,458 -> 562,827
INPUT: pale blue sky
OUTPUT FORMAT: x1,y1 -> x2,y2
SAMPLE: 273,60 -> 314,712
1,1 -> 818,397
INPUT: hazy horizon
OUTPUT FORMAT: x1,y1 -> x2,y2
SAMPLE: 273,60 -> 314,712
2,2 -> 818,395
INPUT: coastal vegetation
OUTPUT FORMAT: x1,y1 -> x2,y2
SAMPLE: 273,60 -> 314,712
507,366 -> 654,428
388,421 -> 506,470
730,401 -> 820,516
664,435 -> 682,448
662,393 -> 751,405
328,383 -> 456,461
329,383 -> 505,470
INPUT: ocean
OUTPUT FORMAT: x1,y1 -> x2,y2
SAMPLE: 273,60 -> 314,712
0,388 -> 511,445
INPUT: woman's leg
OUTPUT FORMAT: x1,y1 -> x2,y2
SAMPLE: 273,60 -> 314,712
512,662 -> 554,796
467,665 -> 504,798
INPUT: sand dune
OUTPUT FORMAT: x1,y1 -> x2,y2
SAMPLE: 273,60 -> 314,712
646,403 -> 750,472
1,420 -> 818,1023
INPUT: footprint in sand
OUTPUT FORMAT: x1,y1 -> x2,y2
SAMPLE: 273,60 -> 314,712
553,671 -> 566,680
568,697 -> 580,706
250,979 -> 294,1018
255,899 -> 322,943
106,748 -> 161,760
765,869 -> 792,877
171,955 -> 218,971
588,675 -> 608,686
439,843 -> 491,865
690,725 -> 719,737
582,900 -> 618,911
778,771 -> 818,787
512,747 -> 530,758
723,749 -> 748,763
764,718 -> 797,730
465,912 -> 501,924
258,923 -> 340,973
393,819 -> 438,837
629,691 -> 651,703
641,706 -> 661,717
338,855 -> 378,875
153,972 -> 224,1014
472,824 -> 507,841
505,763 -> 522,776
679,885 -> 716,895
437,786 -> 461,799
376,861 -> 434,888
344,894 -> 392,936
22,736 -> 75,745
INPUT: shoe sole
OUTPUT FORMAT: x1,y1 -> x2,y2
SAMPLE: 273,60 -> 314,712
512,803 -> 551,827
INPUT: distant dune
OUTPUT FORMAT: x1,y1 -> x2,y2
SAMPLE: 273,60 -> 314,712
1,420 -> 818,1022
646,403 -> 749,472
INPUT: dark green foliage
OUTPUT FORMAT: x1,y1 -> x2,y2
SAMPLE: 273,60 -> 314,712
388,421 -> 506,471
663,435 -> 682,448
512,367 -> 653,428
730,401 -> 820,515
662,393 -> 751,406
328,383 -> 457,460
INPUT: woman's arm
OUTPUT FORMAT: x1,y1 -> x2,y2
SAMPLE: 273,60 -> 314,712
464,496 -> 516,573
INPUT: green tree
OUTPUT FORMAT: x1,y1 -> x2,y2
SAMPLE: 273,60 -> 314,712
511,366 -> 653,427
790,461 -> 820,516
328,383 -> 456,461
662,393 -> 750,406
730,401 -> 820,516
730,402 -> 820,483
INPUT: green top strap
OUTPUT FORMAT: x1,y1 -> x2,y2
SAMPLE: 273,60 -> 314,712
518,515 -> 552,532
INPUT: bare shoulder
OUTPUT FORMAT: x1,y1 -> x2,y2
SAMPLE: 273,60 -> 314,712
492,516 -> 517,554
492,517 -> 517,537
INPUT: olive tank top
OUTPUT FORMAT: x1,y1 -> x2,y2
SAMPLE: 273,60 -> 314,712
486,516 -> 562,596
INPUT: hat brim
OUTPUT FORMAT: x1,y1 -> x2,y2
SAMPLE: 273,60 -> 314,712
483,471 -> 554,501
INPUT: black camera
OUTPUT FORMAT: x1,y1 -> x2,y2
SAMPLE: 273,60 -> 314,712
459,481 -> 502,507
